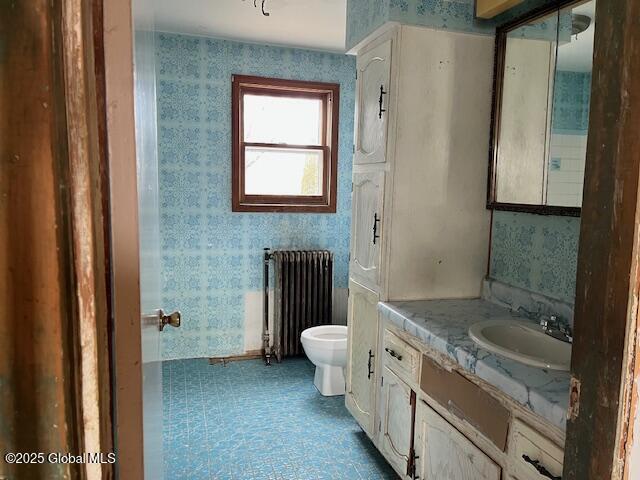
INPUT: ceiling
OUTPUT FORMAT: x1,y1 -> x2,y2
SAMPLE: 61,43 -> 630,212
153,0 -> 347,52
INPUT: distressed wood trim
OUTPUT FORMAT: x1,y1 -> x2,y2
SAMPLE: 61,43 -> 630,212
1,1 -> 112,479
563,0 -> 640,478
60,0 -> 113,478
208,350 -> 265,364
625,294 -> 640,479
0,2 -> 78,478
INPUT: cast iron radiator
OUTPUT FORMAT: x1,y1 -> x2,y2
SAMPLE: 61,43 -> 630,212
263,249 -> 333,365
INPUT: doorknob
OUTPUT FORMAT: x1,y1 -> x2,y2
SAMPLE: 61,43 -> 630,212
159,309 -> 181,331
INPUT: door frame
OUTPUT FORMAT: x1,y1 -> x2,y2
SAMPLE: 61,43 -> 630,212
102,0 -> 145,478
2,0 -> 114,478
97,0 -> 640,479
562,0 -> 640,478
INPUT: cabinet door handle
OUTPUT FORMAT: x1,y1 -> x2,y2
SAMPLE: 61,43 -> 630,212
378,84 -> 387,119
372,213 -> 380,244
367,349 -> 374,379
522,455 -> 561,480
385,347 -> 403,361
411,454 -> 420,480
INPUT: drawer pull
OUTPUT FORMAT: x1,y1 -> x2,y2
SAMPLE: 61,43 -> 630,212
385,347 -> 403,361
522,454 -> 561,480
367,349 -> 374,379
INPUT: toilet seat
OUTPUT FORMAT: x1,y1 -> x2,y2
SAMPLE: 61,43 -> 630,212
301,325 -> 347,350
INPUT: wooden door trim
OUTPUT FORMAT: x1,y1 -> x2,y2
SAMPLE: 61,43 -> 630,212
102,0 -> 145,478
1,1 -> 114,478
563,0 -> 640,478
61,0 -> 114,477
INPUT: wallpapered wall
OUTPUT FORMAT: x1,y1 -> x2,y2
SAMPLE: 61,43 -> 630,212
156,33 -> 355,360
552,71 -> 592,134
490,212 -> 580,303
346,0 -> 557,49
347,0 -> 491,49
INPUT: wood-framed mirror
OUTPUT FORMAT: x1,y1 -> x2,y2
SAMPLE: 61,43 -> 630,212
487,0 -> 596,216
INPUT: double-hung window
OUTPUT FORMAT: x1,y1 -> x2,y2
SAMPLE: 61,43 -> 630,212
232,75 -> 340,212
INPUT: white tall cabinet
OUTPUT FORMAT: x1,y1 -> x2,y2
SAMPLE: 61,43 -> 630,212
344,23 -> 495,470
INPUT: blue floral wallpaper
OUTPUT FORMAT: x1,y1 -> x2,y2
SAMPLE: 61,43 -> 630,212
552,70 -> 592,134
346,0 -> 559,49
347,0 -> 493,48
346,0 -> 390,50
156,34 -> 356,360
490,211 -> 580,303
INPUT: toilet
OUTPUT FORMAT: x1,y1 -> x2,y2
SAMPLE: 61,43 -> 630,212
300,325 -> 348,396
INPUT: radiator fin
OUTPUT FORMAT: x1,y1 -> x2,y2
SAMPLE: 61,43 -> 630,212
272,250 -> 333,360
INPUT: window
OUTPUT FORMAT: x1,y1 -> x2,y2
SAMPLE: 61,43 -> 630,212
232,75 -> 340,212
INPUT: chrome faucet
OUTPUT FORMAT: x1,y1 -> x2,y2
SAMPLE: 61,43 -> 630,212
540,315 -> 573,344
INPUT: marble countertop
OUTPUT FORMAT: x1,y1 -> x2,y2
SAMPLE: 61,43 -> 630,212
378,298 -> 570,431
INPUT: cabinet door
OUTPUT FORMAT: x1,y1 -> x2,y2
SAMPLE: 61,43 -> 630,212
350,171 -> 384,289
380,366 -> 413,477
414,401 -> 501,480
496,37 -> 552,204
345,280 -> 379,437
355,38 -> 392,165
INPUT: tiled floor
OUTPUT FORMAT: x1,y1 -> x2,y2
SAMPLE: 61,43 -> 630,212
163,357 -> 397,479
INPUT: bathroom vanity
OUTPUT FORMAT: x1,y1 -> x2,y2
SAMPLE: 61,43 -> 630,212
348,280 -> 570,480
344,1 -> 593,476
380,295 -> 568,480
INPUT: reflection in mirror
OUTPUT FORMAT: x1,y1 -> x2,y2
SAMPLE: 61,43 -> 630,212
490,0 -> 596,214
547,0 -> 595,207
496,11 -> 558,205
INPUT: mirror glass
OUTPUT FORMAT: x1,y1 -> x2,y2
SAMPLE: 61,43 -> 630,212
547,0 -> 595,207
491,0 -> 596,212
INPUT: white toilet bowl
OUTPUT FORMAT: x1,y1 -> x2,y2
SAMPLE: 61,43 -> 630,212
300,325 -> 348,396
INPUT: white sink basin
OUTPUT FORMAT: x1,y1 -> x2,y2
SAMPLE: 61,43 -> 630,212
468,320 -> 571,371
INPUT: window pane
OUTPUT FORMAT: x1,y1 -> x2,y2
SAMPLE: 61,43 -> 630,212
243,94 -> 323,145
244,147 -> 323,196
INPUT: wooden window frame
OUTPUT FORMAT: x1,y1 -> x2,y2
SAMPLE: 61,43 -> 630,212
232,75 -> 340,213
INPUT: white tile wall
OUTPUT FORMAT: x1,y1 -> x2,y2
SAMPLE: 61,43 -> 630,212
547,134 -> 587,207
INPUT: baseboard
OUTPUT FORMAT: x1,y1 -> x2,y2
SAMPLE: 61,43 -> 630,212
208,350 -> 264,365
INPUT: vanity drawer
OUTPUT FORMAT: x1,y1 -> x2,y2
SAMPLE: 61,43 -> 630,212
511,420 -> 563,480
382,329 -> 419,384
420,354 -> 510,451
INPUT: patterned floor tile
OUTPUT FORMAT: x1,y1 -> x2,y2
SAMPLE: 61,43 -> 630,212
163,357 -> 397,479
